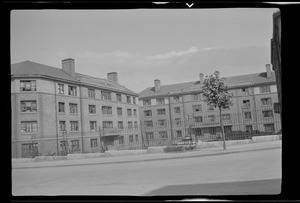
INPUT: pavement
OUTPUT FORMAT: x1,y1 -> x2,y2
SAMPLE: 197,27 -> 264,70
12,140 -> 281,169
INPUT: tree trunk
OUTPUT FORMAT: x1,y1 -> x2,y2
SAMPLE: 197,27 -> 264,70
219,108 -> 226,150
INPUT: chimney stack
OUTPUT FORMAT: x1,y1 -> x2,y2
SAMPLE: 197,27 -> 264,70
215,71 -> 220,78
199,73 -> 204,84
107,72 -> 118,83
154,79 -> 161,92
266,64 -> 272,78
62,58 -> 75,77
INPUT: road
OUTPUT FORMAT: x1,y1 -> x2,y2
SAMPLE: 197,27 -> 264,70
12,148 -> 281,196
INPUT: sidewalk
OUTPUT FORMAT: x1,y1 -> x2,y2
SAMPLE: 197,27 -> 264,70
12,140 -> 281,169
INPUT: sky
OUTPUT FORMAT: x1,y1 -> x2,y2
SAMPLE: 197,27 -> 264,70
11,8 -> 279,93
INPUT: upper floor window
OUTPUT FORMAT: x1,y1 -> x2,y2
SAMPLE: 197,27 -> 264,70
116,94 -> 122,102
133,97 -> 136,104
68,85 -> 77,96
21,121 -> 38,132
261,98 -> 272,106
101,91 -> 111,100
127,108 -> 132,116
58,84 -> 64,94
20,80 -> 36,92
117,107 -> 122,116
194,116 -> 203,122
103,121 -> 113,128
157,109 -> 166,115
144,121 -> 153,127
259,85 -> 271,93
133,109 -> 137,116
262,110 -> 273,118
158,119 -> 167,127
90,121 -> 97,131
89,105 -> 96,114
127,96 -> 131,104
69,103 -> 78,114
173,96 -> 180,103
174,107 -> 181,113
241,87 -> 250,95
20,100 -> 37,112
192,105 -> 202,112
243,100 -> 251,108
58,102 -> 65,113
102,106 -> 112,115
208,115 -> 215,122
156,98 -> 165,105
192,94 -> 201,101
88,89 -> 95,98
222,114 -> 231,120
144,110 -> 152,117
208,104 -> 214,111
143,100 -> 151,106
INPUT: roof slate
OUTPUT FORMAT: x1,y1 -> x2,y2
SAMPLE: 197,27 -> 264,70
139,72 -> 276,98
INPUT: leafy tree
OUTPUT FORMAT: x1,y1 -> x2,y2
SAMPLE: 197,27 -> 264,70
202,71 -> 233,150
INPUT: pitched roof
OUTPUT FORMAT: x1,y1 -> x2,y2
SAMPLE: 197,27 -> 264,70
11,61 -> 138,95
11,61 -> 78,82
139,71 -> 276,98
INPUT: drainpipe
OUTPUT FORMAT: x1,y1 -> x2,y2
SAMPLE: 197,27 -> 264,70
167,94 -> 173,140
79,84 -> 85,153
54,81 -> 59,155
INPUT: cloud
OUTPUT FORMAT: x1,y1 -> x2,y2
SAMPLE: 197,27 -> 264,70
147,46 -> 199,60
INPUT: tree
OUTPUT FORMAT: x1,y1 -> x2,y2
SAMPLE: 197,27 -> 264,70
202,71 -> 233,150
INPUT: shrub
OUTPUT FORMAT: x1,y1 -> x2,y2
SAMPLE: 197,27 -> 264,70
164,145 -> 186,152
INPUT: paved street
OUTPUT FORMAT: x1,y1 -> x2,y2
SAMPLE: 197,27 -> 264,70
12,147 -> 281,196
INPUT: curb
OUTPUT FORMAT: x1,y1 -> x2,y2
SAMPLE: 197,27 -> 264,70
12,144 -> 281,169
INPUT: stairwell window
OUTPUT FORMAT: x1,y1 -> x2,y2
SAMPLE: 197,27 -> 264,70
68,85 -> 77,96
70,121 -> 79,131
59,121 -> 66,131
20,101 -> 37,112
20,80 -> 36,92
89,105 -> 96,114
90,121 -> 97,131
21,121 -> 38,133
58,102 -> 65,113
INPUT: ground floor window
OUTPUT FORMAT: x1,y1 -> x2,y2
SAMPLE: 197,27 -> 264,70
71,140 -> 80,151
21,143 -> 38,158
129,135 -> 134,143
264,123 -> 275,133
145,132 -> 154,140
90,138 -> 97,148
135,134 -> 139,142
119,136 -> 124,144
159,131 -> 168,139
176,130 -> 182,138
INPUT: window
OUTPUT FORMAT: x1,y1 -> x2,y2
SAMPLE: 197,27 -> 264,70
133,97 -> 136,104
222,114 -> 231,120
192,94 -> 201,101
274,102 -> 281,113
71,140 -> 79,150
58,84 -> 64,94
259,85 -> 271,93
116,94 -> 122,102
143,100 -> 151,106
88,89 -> 95,98
102,106 -> 112,115
90,138 -> 97,148
157,109 -> 166,115
175,118 -> 181,126
90,121 -> 97,131
176,130 -> 182,138
21,121 -> 38,132
134,121 -> 138,128
135,134 -> 139,142
173,96 -> 180,103
118,121 -> 123,129
128,121 -> 133,129
208,115 -> 215,122
133,109 -> 137,116
119,136 -> 124,144
194,116 -> 203,122
101,91 -> 111,100
89,105 -> 96,114
117,108 -> 122,116
20,101 -> 37,112
208,104 -> 214,111
145,132 -> 154,140
243,100 -> 251,108
59,121 -> 66,131
58,102 -> 65,113
261,98 -> 272,106
156,98 -> 165,105
262,110 -> 273,118
174,107 -> 181,113
129,135 -> 134,143
158,119 -> 167,127
68,85 -> 77,96
127,109 -> 132,116
159,131 -> 168,139
241,87 -> 250,95
246,125 -> 253,134
244,112 -> 252,120
70,121 -> 79,131
20,80 -> 36,91
144,110 -> 152,117
126,96 -> 131,104
103,121 -> 113,128
144,121 -> 153,127
192,105 -> 202,112
69,103 -> 78,114
264,124 -> 275,133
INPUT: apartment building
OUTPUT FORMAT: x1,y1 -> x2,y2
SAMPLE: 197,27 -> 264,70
11,59 -> 140,158
139,65 -> 281,142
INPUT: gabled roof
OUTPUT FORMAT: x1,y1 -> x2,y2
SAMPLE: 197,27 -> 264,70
11,61 -> 78,82
139,71 -> 276,98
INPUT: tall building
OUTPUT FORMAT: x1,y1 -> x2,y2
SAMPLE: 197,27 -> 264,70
138,65 -> 281,143
11,59 -> 140,158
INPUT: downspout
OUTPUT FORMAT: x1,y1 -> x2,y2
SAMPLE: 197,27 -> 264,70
181,90 -> 187,136
167,94 -> 173,140
79,84 -> 85,153
54,81 -> 59,155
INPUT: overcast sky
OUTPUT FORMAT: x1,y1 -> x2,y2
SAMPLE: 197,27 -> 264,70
11,8 -> 278,93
